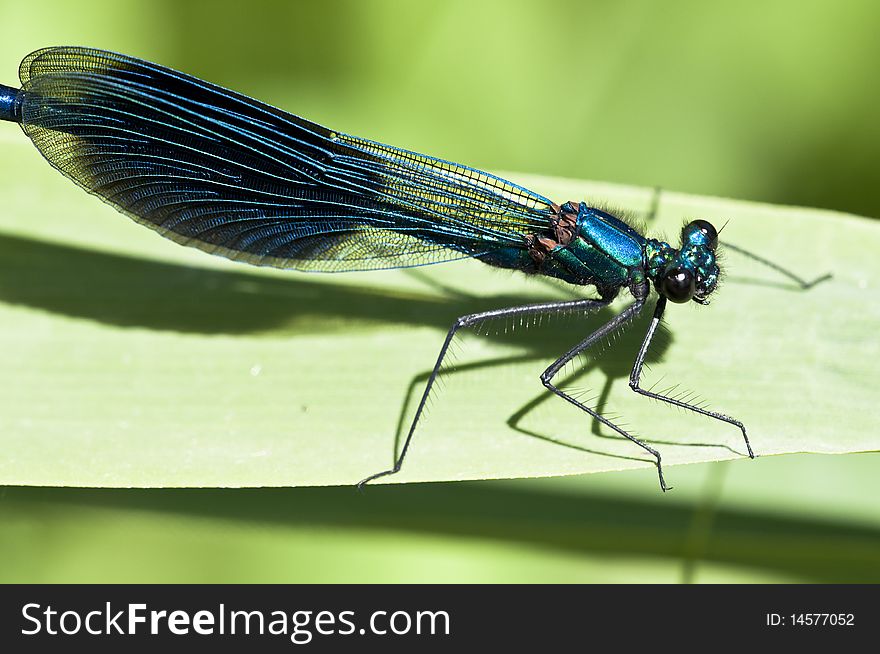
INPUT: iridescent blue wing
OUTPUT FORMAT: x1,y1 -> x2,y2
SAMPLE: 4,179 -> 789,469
16,46 -> 554,272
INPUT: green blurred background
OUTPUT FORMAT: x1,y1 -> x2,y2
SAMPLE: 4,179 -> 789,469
0,0 -> 878,583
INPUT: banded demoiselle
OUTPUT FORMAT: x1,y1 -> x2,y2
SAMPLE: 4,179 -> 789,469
0,47 -> 828,490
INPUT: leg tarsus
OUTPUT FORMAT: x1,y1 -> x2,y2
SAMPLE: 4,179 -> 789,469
537,296 -> 676,492
358,297 -> 612,488
656,454 -> 671,492
542,377 -> 671,492
740,423 -> 755,459
357,465 -> 400,490
629,296 -> 756,459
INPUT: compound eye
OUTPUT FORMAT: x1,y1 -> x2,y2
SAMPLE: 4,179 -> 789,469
661,267 -> 695,303
688,219 -> 718,250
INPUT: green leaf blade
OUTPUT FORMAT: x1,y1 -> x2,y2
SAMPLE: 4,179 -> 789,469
0,143 -> 875,488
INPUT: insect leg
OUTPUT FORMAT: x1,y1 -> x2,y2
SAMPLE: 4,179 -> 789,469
723,242 -> 831,289
628,296 -> 754,458
539,297 -> 675,491
357,296 -> 612,488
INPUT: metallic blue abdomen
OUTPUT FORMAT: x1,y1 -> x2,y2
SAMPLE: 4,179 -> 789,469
0,84 -> 18,122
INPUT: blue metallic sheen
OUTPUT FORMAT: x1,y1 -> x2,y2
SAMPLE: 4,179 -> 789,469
0,46 -> 829,494
0,84 -> 18,122
476,246 -> 535,272
537,203 -> 648,294
579,206 -> 646,267
0,46 -> 722,307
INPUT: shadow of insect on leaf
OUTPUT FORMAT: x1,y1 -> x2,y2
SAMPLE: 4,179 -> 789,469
0,229 -> 739,470
0,231 -> 561,336
390,269 -> 743,470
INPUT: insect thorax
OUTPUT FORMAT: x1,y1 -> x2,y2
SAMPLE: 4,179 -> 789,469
525,201 -> 645,297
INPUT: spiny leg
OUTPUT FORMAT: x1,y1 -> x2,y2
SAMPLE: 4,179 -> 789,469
539,296 -> 675,491
628,296 -> 754,458
723,242 -> 831,289
357,296 -> 612,488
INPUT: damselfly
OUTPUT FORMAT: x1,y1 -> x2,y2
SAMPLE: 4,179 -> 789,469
0,47 -> 828,490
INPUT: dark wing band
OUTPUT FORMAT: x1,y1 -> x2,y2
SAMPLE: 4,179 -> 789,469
17,46 -> 554,272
